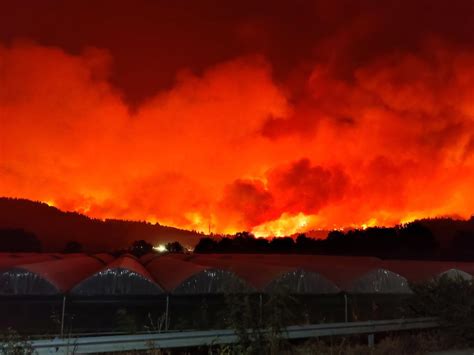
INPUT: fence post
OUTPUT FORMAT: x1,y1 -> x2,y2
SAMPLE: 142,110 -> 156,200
60,295 -> 66,337
344,294 -> 348,322
165,295 -> 170,331
368,333 -> 375,347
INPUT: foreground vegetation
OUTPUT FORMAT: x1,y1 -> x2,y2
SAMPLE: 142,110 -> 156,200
204,275 -> 472,354
1,276 -> 473,354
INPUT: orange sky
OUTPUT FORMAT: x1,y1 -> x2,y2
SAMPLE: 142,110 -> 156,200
1,1 -> 474,236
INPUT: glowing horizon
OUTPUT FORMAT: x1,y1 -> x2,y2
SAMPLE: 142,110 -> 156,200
19,197 -> 468,238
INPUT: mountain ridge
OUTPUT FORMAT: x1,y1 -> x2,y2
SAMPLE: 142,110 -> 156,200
0,197 -> 205,252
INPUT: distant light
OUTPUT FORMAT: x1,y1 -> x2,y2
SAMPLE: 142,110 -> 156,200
153,244 -> 167,253
45,200 -> 55,207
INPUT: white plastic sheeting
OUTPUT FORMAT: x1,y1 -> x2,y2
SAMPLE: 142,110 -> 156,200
349,269 -> 412,294
71,256 -> 163,296
0,254 -> 472,297
173,269 -> 247,295
147,256 -> 248,294
0,256 -> 104,295
0,268 -> 58,295
437,268 -> 472,280
188,256 -> 302,292
380,260 -> 473,283
265,269 -> 340,294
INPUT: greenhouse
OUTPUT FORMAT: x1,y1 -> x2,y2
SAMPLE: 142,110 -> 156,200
215,254 -> 408,294
381,260 -> 474,283
0,253 -> 472,333
0,253 -> 57,271
0,256 -> 104,295
147,256 -> 247,294
348,268 -> 411,294
264,269 -> 340,294
0,253 -> 472,297
190,255 -> 340,293
70,256 -> 163,296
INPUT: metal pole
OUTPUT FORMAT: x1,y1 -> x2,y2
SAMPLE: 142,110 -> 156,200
344,294 -> 348,322
165,295 -> 169,331
259,294 -> 263,323
368,333 -> 375,347
60,295 -> 66,337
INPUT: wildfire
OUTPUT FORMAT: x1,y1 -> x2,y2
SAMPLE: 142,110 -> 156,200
2,33 -> 474,238
44,200 -> 55,207
360,218 -> 378,230
252,213 -> 314,237
147,217 -> 158,225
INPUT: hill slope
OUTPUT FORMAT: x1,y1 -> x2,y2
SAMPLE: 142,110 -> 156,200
0,198 -> 204,252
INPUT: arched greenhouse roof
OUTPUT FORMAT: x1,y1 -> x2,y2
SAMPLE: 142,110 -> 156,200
147,256 -> 247,294
92,253 -> 116,264
188,255 -> 333,293
139,253 -> 159,265
264,269 -> 340,294
0,256 -> 104,296
0,254 -> 60,272
348,268 -> 412,294
189,254 -> 410,294
70,256 -> 163,296
381,260 -> 473,283
266,255 -> 410,294
437,268 -> 472,280
0,253 -> 471,297
262,256 -> 408,294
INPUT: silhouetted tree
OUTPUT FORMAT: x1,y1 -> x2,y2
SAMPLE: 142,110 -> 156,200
295,234 -> 310,252
129,239 -> 154,257
193,221 -> 445,259
235,231 -> 254,239
327,230 -> 345,241
166,241 -> 185,253
216,237 -> 233,253
0,228 -> 41,252
63,240 -> 83,253
255,237 -> 270,253
398,222 -> 438,256
270,237 -> 294,253
194,237 -> 218,253
452,230 -> 474,260
232,232 -> 257,253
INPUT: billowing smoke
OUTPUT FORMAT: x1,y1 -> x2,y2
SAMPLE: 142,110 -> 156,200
2,1 -> 474,237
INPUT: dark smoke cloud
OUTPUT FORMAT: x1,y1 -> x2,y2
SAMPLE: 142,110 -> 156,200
2,1 -> 474,105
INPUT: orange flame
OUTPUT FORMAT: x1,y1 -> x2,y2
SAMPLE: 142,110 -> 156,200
1,41 -> 474,238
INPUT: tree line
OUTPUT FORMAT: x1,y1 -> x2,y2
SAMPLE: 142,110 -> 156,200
194,222 -> 446,259
1,218 -> 474,260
